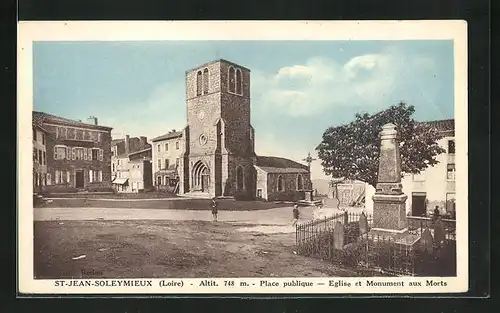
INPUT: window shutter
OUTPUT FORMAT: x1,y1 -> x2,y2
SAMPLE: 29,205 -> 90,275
99,149 -> 103,161
53,146 -> 57,160
99,170 -> 102,182
83,148 -> 88,160
89,170 -> 93,183
55,170 -> 59,184
67,171 -> 70,184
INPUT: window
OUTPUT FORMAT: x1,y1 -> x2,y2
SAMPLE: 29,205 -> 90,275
33,148 -> 37,163
236,166 -> 244,190
157,144 -> 161,152
112,163 -> 115,172
297,174 -> 304,190
196,71 -> 202,96
67,171 -> 71,184
71,147 -> 76,160
448,140 -> 455,154
203,68 -> 209,94
165,143 -> 168,151
84,131 -> 90,141
277,175 -> 285,192
446,193 -> 456,216
447,163 -> 456,180
164,159 -> 169,169
99,149 -> 103,161
89,170 -> 102,182
176,158 -> 180,166
412,171 -> 426,181
163,176 -> 168,186
228,66 -> 235,93
75,148 -> 85,160
42,133 -> 45,145
157,159 -> 161,170
42,151 -> 46,165
176,141 -> 179,150
46,173 -> 51,185
236,69 -> 242,95
97,133 -> 101,142
157,176 -> 162,186
92,149 -> 98,160
53,146 -> 67,160
54,170 -> 64,184
67,128 -> 75,140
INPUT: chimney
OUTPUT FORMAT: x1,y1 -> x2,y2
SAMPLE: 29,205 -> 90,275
125,135 -> 130,154
139,136 -> 148,148
86,116 -> 98,125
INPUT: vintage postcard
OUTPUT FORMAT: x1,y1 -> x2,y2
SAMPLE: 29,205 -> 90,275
18,20 -> 468,295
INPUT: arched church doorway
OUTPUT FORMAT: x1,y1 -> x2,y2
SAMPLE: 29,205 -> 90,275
192,161 -> 210,192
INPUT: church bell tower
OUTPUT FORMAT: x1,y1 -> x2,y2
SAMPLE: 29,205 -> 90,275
181,59 -> 256,198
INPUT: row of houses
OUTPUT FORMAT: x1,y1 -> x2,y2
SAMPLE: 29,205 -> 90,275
32,108 -> 455,215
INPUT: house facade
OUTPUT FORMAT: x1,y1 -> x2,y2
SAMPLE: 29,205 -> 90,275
33,122 -> 48,193
111,135 -> 152,192
365,119 -> 456,218
151,131 -> 184,191
152,59 -> 311,200
33,112 -> 113,193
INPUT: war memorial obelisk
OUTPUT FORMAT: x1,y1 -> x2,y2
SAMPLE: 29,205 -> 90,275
370,123 -> 417,245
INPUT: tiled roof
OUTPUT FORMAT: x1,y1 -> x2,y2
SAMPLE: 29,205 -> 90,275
33,111 -> 113,131
255,166 -> 309,174
128,147 -> 152,156
255,156 -> 308,170
419,119 -> 454,133
151,131 -> 183,142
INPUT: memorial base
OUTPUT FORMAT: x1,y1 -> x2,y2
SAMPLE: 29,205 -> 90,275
368,227 -> 420,248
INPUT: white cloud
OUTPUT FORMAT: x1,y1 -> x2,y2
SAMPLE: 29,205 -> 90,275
96,81 -> 186,141
252,50 -> 435,117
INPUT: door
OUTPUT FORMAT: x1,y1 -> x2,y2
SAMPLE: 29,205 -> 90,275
257,189 -> 262,199
75,170 -> 84,188
411,193 -> 426,216
201,174 -> 209,192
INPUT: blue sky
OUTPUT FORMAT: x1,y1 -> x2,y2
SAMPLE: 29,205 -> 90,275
33,40 -> 454,179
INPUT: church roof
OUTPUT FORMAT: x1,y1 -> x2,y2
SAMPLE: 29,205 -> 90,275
255,156 -> 309,173
151,131 -> 183,142
255,166 -> 309,174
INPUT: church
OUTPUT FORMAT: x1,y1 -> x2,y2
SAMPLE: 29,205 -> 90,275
167,59 -> 311,201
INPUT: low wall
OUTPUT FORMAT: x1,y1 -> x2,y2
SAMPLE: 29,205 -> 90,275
42,198 -> 292,210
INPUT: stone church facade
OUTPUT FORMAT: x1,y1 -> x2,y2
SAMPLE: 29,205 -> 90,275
175,59 -> 310,200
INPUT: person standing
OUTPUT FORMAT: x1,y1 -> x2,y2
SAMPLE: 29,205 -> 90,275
432,205 -> 441,223
211,197 -> 218,222
292,204 -> 300,226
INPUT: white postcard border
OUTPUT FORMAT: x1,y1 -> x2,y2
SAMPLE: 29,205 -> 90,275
17,20 -> 468,294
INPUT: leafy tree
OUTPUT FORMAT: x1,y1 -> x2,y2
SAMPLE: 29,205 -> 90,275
316,102 -> 446,187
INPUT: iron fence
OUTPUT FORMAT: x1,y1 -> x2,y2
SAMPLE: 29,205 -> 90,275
296,212 -> 457,276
